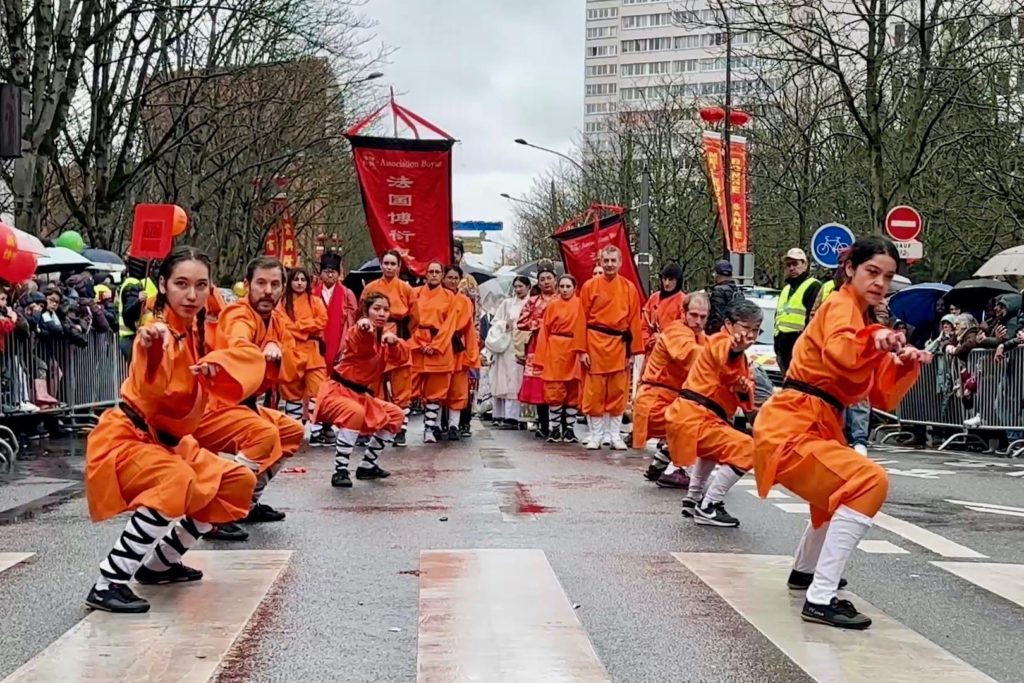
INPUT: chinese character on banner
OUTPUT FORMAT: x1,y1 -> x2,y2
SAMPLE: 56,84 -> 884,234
702,131 -> 749,254
388,194 -> 412,207
264,207 -> 299,268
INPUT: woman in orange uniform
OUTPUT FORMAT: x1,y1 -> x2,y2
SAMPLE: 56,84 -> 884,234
315,292 -> 408,488
84,246 -> 262,614
754,237 -> 929,630
535,275 -> 584,443
665,299 -> 762,527
409,261 -> 457,443
516,267 -> 558,438
362,249 -> 415,446
641,263 -> 685,353
277,267 -> 328,442
440,265 -> 480,439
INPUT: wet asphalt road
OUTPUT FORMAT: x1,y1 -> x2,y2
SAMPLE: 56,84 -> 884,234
0,426 -> 1022,682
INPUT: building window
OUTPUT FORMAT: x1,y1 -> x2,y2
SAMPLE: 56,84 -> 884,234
621,37 -> 673,53
674,34 -> 702,49
586,82 -> 618,96
587,7 -> 618,20
674,59 -> 699,73
584,121 -> 608,133
587,26 -> 617,39
586,63 -> 618,77
585,102 -> 617,115
586,44 -> 618,58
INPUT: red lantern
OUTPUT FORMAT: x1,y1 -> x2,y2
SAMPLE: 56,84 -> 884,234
0,251 -> 37,283
729,109 -> 752,127
699,106 -> 726,124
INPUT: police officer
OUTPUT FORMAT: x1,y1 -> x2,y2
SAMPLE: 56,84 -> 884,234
773,248 -> 821,375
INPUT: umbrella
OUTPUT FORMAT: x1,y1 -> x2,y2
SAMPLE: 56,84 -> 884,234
2,225 -> 46,256
974,246 -> 1024,278
889,282 -> 951,346
514,259 -> 565,280
942,278 -> 1017,312
35,246 -> 95,273
82,248 -> 125,273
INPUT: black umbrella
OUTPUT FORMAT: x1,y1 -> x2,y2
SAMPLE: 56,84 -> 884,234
514,260 -> 565,280
942,278 -> 1017,313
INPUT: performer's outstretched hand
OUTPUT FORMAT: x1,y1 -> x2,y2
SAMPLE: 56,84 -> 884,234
872,328 -> 904,352
356,318 -> 373,332
189,363 -> 219,377
263,341 -> 282,363
895,346 -> 932,366
381,332 -> 399,345
137,323 -> 171,349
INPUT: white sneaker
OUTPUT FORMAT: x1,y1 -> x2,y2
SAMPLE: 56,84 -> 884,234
606,415 -> 627,449
853,443 -> 868,456
611,435 -> 628,451
423,428 -> 437,444
964,414 -> 983,428
18,401 -> 39,413
585,435 -> 602,450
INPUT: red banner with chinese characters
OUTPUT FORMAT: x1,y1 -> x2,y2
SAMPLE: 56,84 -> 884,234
552,212 -> 645,296
702,131 -> 749,253
345,136 -> 454,276
263,201 -> 299,268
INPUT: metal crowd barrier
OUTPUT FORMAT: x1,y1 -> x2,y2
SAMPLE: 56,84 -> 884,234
0,330 -> 128,464
889,346 -> 1024,455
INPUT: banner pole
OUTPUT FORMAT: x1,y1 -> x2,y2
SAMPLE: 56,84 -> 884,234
637,167 -> 651,290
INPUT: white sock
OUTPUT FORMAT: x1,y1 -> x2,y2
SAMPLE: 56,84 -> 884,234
686,459 -> 716,501
607,415 -> 624,440
807,505 -> 872,605
252,461 -> 282,505
234,452 -> 260,473
703,466 -> 745,505
142,517 -> 213,571
793,521 -> 829,574
96,507 -> 172,589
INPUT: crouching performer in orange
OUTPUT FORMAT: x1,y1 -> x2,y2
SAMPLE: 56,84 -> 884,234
665,299 -> 762,527
84,246 -> 263,614
754,236 -> 930,630
316,293 -> 408,488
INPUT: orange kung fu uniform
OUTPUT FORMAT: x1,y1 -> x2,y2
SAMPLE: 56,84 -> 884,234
409,284 -> 458,403
632,321 -> 704,446
664,331 -> 755,470
314,325 -> 409,434
192,299 -> 306,474
204,288 -> 227,354
572,274 -> 644,416
277,293 -> 329,403
534,296 -> 583,407
445,291 -> 481,412
642,290 -> 685,352
362,276 -> 415,409
85,310 -> 263,524
754,286 -> 921,527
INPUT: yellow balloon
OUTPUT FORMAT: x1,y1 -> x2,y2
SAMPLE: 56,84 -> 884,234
232,281 -> 247,297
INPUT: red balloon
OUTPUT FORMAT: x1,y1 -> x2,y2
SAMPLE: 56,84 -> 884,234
0,224 -> 17,267
0,251 -> 37,283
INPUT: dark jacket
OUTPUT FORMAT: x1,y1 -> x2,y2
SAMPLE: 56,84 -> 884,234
706,280 -> 742,334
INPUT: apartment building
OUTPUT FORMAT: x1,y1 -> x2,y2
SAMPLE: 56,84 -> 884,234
583,0 -> 763,136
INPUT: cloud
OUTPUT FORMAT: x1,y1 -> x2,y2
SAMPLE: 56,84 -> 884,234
363,0 -> 583,263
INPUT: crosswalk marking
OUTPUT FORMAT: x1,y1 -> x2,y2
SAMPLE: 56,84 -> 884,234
1,550 -> 291,683
774,503 -> 808,514
735,478 -> 756,487
0,553 -> 33,574
747,489 -> 788,499
947,499 -> 1024,517
932,562 -> 1024,611
417,549 -> 610,682
857,540 -> 909,554
673,553 -> 997,683
874,513 -> 987,558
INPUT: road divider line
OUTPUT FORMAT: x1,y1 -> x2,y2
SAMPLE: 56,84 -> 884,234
966,507 -> 1024,518
932,562 -> 1024,611
1,550 -> 291,683
874,513 -> 987,558
0,552 -> 33,575
857,540 -> 908,554
673,553 -> 997,683
417,549 -> 610,682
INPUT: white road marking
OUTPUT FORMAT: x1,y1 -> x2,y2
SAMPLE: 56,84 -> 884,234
748,489 -> 788,499
674,553 -> 997,683
946,499 -> 1024,514
874,513 -> 987,558
1,550 -> 291,683
885,468 -> 957,479
1006,471 -> 1024,477
774,503 -> 808,514
735,478 -> 756,487
417,549 -> 610,682
857,540 -> 909,554
0,553 -> 33,574
966,507 -> 1024,518
932,562 -> 1024,611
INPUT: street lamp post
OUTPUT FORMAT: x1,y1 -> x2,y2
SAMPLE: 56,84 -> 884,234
514,138 -> 585,173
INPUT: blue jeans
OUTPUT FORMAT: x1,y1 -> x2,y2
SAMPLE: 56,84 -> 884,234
846,400 -> 870,446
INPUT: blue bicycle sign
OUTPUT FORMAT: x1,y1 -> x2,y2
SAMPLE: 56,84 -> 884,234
810,223 -> 854,269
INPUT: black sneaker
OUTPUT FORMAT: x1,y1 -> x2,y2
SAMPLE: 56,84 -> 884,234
693,501 -> 740,527
134,563 -> 204,585
681,497 -> 698,518
86,582 -> 150,613
447,426 -> 461,441
787,570 -> 848,591
393,429 -> 407,448
644,464 -> 666,482
355,464 -> 391,480
546,428 -> 562,443
244,502 -> 286,523
459,424 -> 472,438
205,522 -> 249,541
801,597 -> 872,629
331,469 -> 353,488
309,429 -> 331,447
562,430 -> 579,444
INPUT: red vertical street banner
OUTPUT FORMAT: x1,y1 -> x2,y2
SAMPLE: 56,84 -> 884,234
262,201 -> 299,268
702,131 -> 750,253
552,212 -> 646,296
345,136 -> 454,276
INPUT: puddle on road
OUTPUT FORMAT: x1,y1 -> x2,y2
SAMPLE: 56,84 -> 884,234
0,436 -> 86,525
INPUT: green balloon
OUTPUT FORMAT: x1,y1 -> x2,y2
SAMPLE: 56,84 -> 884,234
56,230 -> 85,253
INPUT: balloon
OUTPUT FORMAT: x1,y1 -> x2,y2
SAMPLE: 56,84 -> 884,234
232,281 -> 247,297
56,230 -> 86,253
0,251 -> 37,282
170,205 -> 188,236
0,224 -> 17,266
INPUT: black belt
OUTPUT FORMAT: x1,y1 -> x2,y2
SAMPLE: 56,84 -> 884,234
418,325 -> 439,338
782,379 -> 845,413
642,380 -> 678,392
587,324 -> 632,360
452,331 -> 466,354
333,372 -> 373,396
551,331 -> 574,338
391,316 -> 411,339
679,388 -> 729,422
120,402 -> 181,448
241,394 -> 260,412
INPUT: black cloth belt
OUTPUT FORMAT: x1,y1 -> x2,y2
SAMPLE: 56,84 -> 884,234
120,402 -> 181,448
452,331 -> 466,354
551,331 -> 574,338
679,388 -> 729,422
333,372 -> 373,396
642,380 -> 678,392
241,394 -> 260,412
587,323 -> 632,360
417,325 -> 439,338
391,316 -> 411,339
782,379 -> 845,413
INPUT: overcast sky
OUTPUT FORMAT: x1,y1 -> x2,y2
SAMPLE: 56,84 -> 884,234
362,0 -> 584,257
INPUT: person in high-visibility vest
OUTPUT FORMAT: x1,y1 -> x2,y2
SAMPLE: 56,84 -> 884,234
774,248 -> 821,375
117,258 -> 159,361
